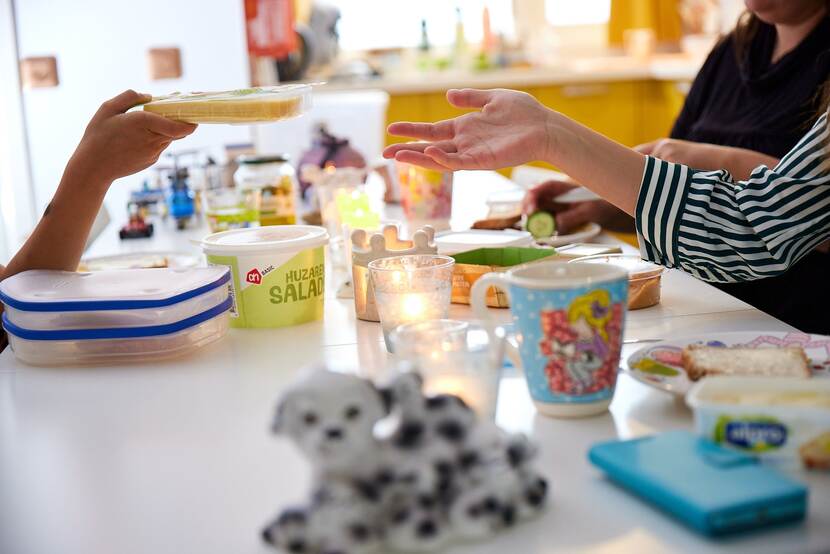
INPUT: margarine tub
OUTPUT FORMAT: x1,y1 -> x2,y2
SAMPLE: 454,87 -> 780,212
687,376 -> 830,470
200,225 -> 329,328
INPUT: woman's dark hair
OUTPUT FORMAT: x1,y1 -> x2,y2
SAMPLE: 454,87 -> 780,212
733,10 -> 762,64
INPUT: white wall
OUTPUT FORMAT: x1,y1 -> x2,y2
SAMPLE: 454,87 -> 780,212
0,0 -> 36,261
14,0 -> 253,222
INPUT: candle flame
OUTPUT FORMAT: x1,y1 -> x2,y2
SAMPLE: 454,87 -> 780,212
403,294 -> 425,317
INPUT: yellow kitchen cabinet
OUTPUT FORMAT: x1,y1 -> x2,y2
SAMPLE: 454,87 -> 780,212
385,93 -> 431,146
386,81 -> 643,148
530,81 -> 640,147
383,79 -> 686,166
635,80 -> 687,144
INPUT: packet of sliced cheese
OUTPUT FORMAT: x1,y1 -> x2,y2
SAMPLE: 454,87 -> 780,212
142,84 -> 312,124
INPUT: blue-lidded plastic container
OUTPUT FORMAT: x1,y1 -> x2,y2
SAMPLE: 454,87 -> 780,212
0,268 -> 232,366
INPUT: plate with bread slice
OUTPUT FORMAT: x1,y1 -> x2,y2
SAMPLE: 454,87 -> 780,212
624,331 -> 830,395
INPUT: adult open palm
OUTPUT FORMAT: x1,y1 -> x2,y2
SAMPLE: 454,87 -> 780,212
383,89 -> 554,171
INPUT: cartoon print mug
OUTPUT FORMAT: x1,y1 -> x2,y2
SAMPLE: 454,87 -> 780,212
472,261 -> 628,418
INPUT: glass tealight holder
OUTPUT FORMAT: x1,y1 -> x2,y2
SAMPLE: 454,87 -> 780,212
368,254 -> 455,351
390,319 -> 505,419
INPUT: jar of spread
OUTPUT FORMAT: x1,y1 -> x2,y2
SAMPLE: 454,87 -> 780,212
234,154 -> 298,226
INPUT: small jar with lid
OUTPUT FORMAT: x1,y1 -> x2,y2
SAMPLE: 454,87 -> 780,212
234,154 -> 298,226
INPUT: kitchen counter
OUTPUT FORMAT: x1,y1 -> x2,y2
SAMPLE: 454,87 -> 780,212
316,53 -> 704,95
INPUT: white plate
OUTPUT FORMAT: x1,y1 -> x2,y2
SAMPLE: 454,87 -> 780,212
536,222 -> 602,247
79,251 -> 201,271
624,331 -> 830,396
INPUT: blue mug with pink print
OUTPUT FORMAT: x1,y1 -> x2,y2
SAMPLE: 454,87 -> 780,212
472,261 -> 628,418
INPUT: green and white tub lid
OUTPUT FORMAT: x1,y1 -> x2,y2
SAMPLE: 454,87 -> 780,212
200,225 -> 329,256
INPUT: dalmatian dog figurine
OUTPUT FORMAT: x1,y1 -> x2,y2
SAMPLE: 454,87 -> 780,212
261,366 -> 548,553
262,367 -> 393,553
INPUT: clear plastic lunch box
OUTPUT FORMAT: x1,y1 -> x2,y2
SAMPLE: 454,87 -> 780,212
141,84 -> 312,124
0,267 -> 230,330
2,297 -> 231,366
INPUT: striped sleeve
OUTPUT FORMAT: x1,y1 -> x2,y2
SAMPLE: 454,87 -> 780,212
635,113 -> 830,283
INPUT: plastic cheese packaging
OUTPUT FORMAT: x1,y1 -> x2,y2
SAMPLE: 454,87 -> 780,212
0,267 -> 232,366
199,225 -> 329,328
686,376 -> 830,470
570,254 -> 664,310
142,84 -> 311,124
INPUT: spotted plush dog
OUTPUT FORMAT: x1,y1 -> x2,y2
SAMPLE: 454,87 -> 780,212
262,366 -> 548,553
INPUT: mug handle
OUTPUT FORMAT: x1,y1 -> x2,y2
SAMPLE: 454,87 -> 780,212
471,274 -> 522,369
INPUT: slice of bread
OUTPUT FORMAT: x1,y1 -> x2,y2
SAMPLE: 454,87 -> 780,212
681,345 -> 810,381
799,431 -> 830,470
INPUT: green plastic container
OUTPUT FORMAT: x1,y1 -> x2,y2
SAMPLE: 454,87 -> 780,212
200,225 -> 328,328
450,247 -> 557,307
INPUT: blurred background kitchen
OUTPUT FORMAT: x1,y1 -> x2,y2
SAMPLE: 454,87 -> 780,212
0,0 -> 746,262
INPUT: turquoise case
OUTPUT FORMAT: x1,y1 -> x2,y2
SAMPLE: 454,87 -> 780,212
588,431 -> 807,536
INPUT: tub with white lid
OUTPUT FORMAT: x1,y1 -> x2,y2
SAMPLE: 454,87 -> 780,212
199,225 -> 329,328
687,376 -> 830,469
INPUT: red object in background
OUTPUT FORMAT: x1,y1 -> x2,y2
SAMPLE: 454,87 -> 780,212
244,0 -> 297,58
119,204 -> 154,240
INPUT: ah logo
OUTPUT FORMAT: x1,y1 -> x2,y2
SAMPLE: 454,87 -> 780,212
246,268 -> 263,285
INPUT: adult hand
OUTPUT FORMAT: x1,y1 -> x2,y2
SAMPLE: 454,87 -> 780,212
524,179 -> 633,234
68,90 -> 197,186
383,88 -> 554,171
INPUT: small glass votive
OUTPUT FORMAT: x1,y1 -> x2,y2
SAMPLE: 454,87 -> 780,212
390,319 -> 505,419
368,254 -> 455,351
352,225 -> 436,322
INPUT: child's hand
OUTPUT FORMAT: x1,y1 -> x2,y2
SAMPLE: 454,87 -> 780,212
67,90 -> 197,186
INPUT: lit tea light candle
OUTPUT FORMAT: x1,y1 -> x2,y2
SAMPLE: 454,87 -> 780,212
427,373 -> 495,417
368,255 -> 455,351
402,292 -> 424,316
390,320 -> 505,419
351,226 -> 437,322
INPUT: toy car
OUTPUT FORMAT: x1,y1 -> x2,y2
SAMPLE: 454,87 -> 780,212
119,203 -> 154,239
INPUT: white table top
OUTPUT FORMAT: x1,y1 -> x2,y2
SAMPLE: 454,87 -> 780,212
1,171 -> 827,554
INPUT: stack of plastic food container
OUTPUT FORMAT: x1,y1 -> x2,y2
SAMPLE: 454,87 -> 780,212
0,267 -> 232,366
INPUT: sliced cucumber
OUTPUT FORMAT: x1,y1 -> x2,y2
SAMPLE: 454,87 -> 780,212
526,211 -> 556,238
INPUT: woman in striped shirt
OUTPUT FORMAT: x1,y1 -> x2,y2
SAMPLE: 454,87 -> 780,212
383,89 -> 830,319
